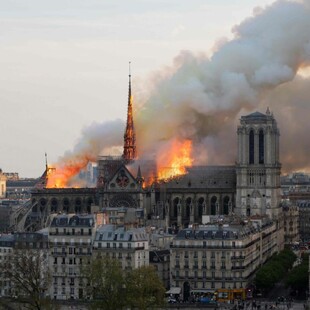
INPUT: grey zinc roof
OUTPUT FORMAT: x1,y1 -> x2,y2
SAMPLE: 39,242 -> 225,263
163,166 -> 236,189
94,225 -> 147,242
0,234 -> 15,247
174,223 -> 267,240
50,214 -> 95,227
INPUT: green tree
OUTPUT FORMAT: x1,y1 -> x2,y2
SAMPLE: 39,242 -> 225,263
254,248 -> 296,292
285,254 -> 309,294
84,256 -> 127,310
0,248 -> 51,310
126,265 -> 166,310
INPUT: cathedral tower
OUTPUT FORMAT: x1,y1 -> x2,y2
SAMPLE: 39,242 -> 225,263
235,109 -> 281,219
123,63 -> 136,161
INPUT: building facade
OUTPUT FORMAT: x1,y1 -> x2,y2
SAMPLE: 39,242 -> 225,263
170,219 -> 278,301
48,214 -> 96,300
92,225 -> 149,271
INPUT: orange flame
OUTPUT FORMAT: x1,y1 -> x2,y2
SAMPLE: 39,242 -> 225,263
46,156 -> 94,188
157,139 -> 193,181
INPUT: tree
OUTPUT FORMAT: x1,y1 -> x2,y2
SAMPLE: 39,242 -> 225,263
0,248 -> 51,310
254,248 -> 296,292
84,256 -> 127,310
126,265 -> 166,310
285,254 -> 309,295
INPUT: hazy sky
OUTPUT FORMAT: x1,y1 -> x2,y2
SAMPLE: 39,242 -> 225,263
0,0 -> 277,177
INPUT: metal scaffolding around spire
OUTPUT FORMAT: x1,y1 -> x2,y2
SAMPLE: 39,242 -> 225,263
123,62 -> 137,161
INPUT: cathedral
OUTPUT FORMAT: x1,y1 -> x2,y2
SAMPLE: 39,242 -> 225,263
28,74 -> 283,232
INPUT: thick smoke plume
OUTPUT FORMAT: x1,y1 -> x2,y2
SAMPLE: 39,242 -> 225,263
135,0 -> 310,171
47,119 -> 124,187
50,0 -> 310,186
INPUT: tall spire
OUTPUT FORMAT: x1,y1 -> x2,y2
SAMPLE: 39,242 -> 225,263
123,62 -> 137,161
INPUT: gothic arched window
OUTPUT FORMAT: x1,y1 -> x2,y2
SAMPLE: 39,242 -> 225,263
198,197 -> 204,218
185,197 -> 191,218
173,198 -> 179,218
223,196 -> 230,215
211,196 -> 217,215
249,130 -> 254,164
259,129 -> 264,164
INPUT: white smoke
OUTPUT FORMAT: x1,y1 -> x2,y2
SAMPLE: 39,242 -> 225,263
135,0 -> 310,171
54,0 -> 310,181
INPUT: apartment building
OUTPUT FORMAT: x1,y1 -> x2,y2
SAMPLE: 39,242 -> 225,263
170,217 -> 278,301
0,234 -> 14,296
282,202 -> 299,245
93,224 -> 149,271
48,214 -> 96,300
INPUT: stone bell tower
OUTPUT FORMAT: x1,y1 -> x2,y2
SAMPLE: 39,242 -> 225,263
235,108 -> 281,220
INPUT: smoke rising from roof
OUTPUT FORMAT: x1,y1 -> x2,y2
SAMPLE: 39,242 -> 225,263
47,119 -> 124,186
135,0 -> 310,170
51,0 -> 310,182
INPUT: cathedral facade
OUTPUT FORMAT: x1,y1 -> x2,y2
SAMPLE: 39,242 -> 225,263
25,73 -> 283,232
95,108 -> 282,229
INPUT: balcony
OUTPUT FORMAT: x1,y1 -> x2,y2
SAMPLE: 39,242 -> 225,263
231,256 -> 246,260
231,266 -> 245,270
52,252 -> 67,256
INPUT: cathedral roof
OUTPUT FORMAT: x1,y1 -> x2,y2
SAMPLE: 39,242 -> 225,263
244,111 -> 267,119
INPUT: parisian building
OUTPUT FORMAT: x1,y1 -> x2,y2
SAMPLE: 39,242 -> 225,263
0,169 -> 6,198
92,224 -> 149,271
282,201 -> 299,245
48,214 -> 96,300
170,218 -> 278,301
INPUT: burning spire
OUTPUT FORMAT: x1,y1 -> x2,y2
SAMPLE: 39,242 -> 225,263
123,62 -> 137,161
35,152 -> 55,189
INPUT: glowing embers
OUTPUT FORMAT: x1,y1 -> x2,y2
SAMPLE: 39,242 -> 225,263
157,139 -> 193,181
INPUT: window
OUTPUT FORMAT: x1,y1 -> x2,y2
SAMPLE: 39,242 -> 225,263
249,130 -> 254,164
259,130 -> 264,164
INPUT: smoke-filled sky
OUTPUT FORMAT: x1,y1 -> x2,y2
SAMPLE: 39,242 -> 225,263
1,0 -> 309,178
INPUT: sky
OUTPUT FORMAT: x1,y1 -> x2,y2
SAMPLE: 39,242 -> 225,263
0,0 -> 304,178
